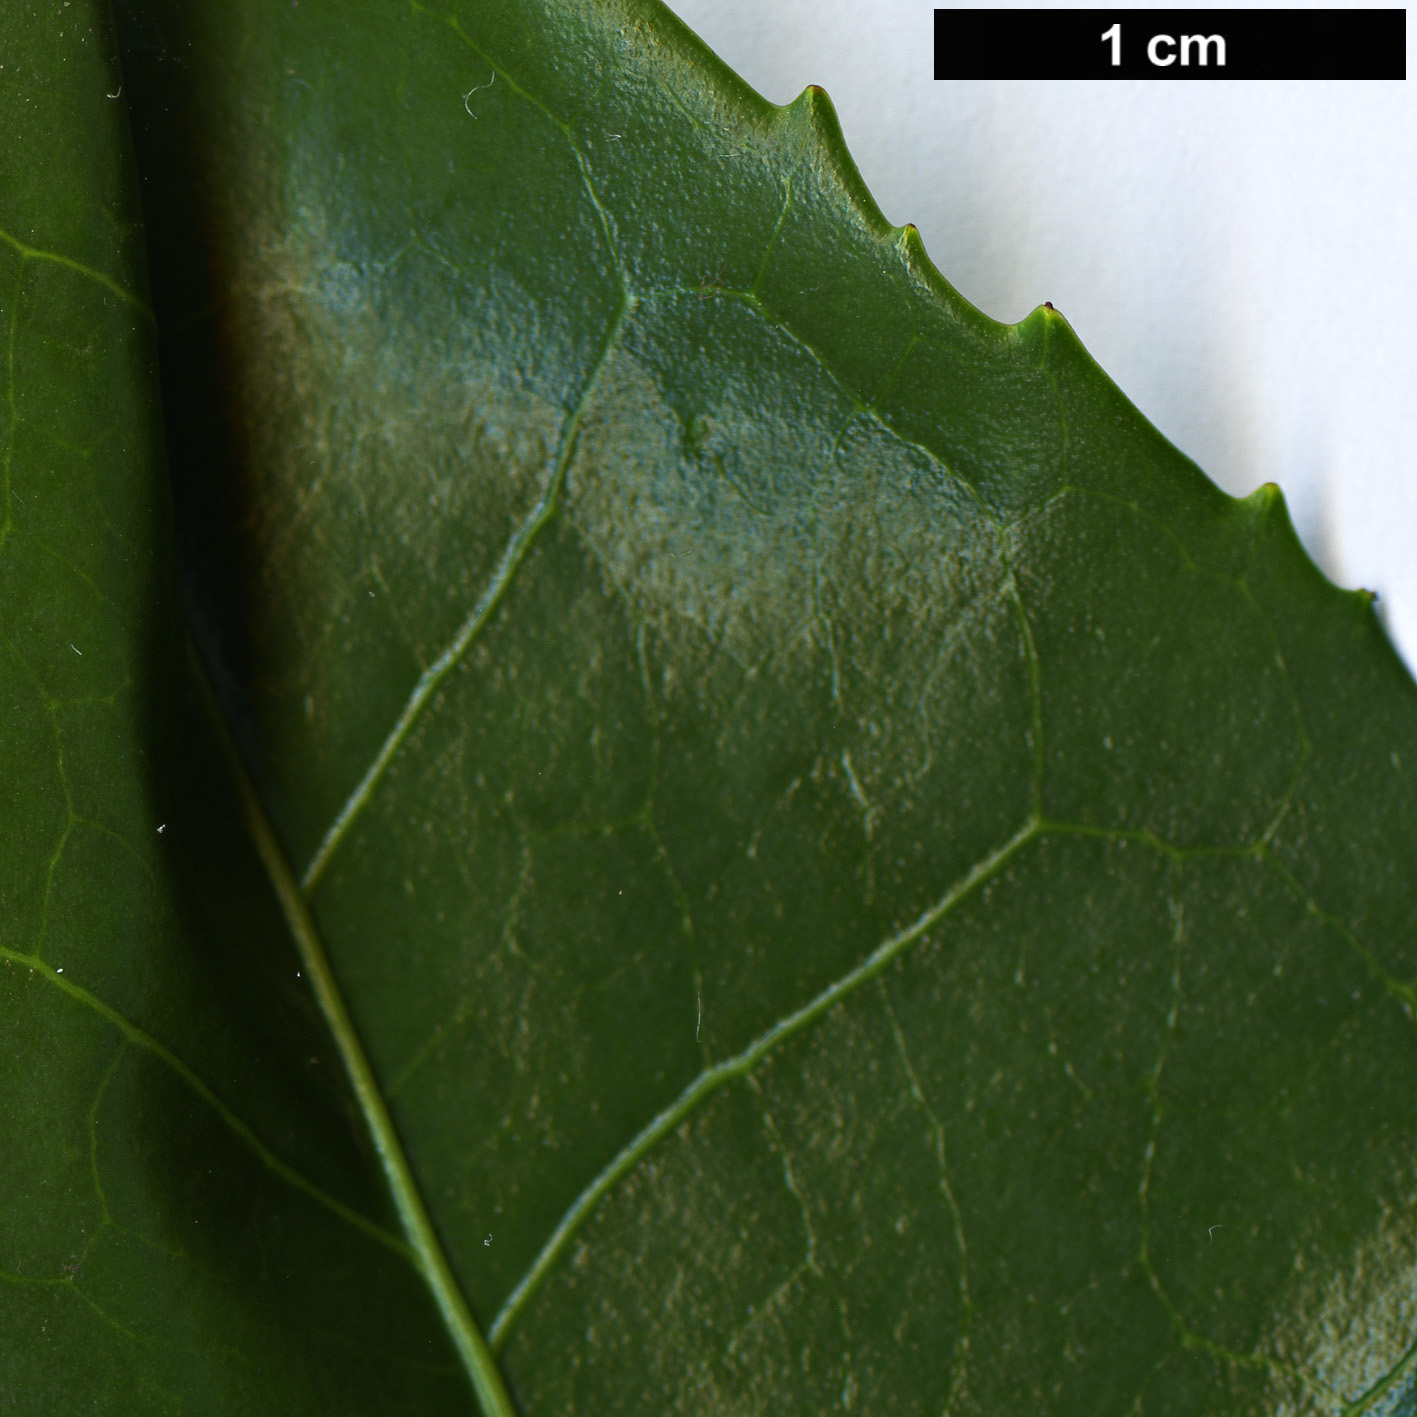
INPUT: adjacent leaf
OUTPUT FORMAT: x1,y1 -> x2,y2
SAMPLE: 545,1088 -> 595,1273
7,0 -> 1416,1410
0,3 -> 470,1408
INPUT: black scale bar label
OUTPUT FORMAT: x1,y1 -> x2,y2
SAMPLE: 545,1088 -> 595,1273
934,9 -> 1406,78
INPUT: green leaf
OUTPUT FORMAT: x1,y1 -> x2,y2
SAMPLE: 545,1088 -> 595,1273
1,2 -> 474,1408
7,0 -> 1417,1411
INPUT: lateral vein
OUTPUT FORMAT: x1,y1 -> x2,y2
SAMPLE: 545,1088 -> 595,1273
0,226 -> 154,318
300,291 -> 637,894
487,816 -> 1039,1348
0,944 -> 408,1261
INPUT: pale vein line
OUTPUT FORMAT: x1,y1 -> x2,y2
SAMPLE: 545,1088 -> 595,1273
880,984 -> 972,1402
429,4 -> 625,268
0,227 -> 154,318
1,262 -> 22,557
487,815 -> 1040,1349
750,178 -> 793,296
1264,854 -> 1417,1017
1000,550 -> 1045,816
301,291 -> 637,893
189,645 -> 517,1417
0,944 -> 408,1260
1343,1331 -> 1417,1417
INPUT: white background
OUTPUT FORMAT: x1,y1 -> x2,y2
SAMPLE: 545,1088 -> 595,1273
667,0 -> 1417,667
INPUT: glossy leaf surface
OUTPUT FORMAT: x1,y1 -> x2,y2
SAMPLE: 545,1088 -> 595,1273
8,0 -> 1417,1411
